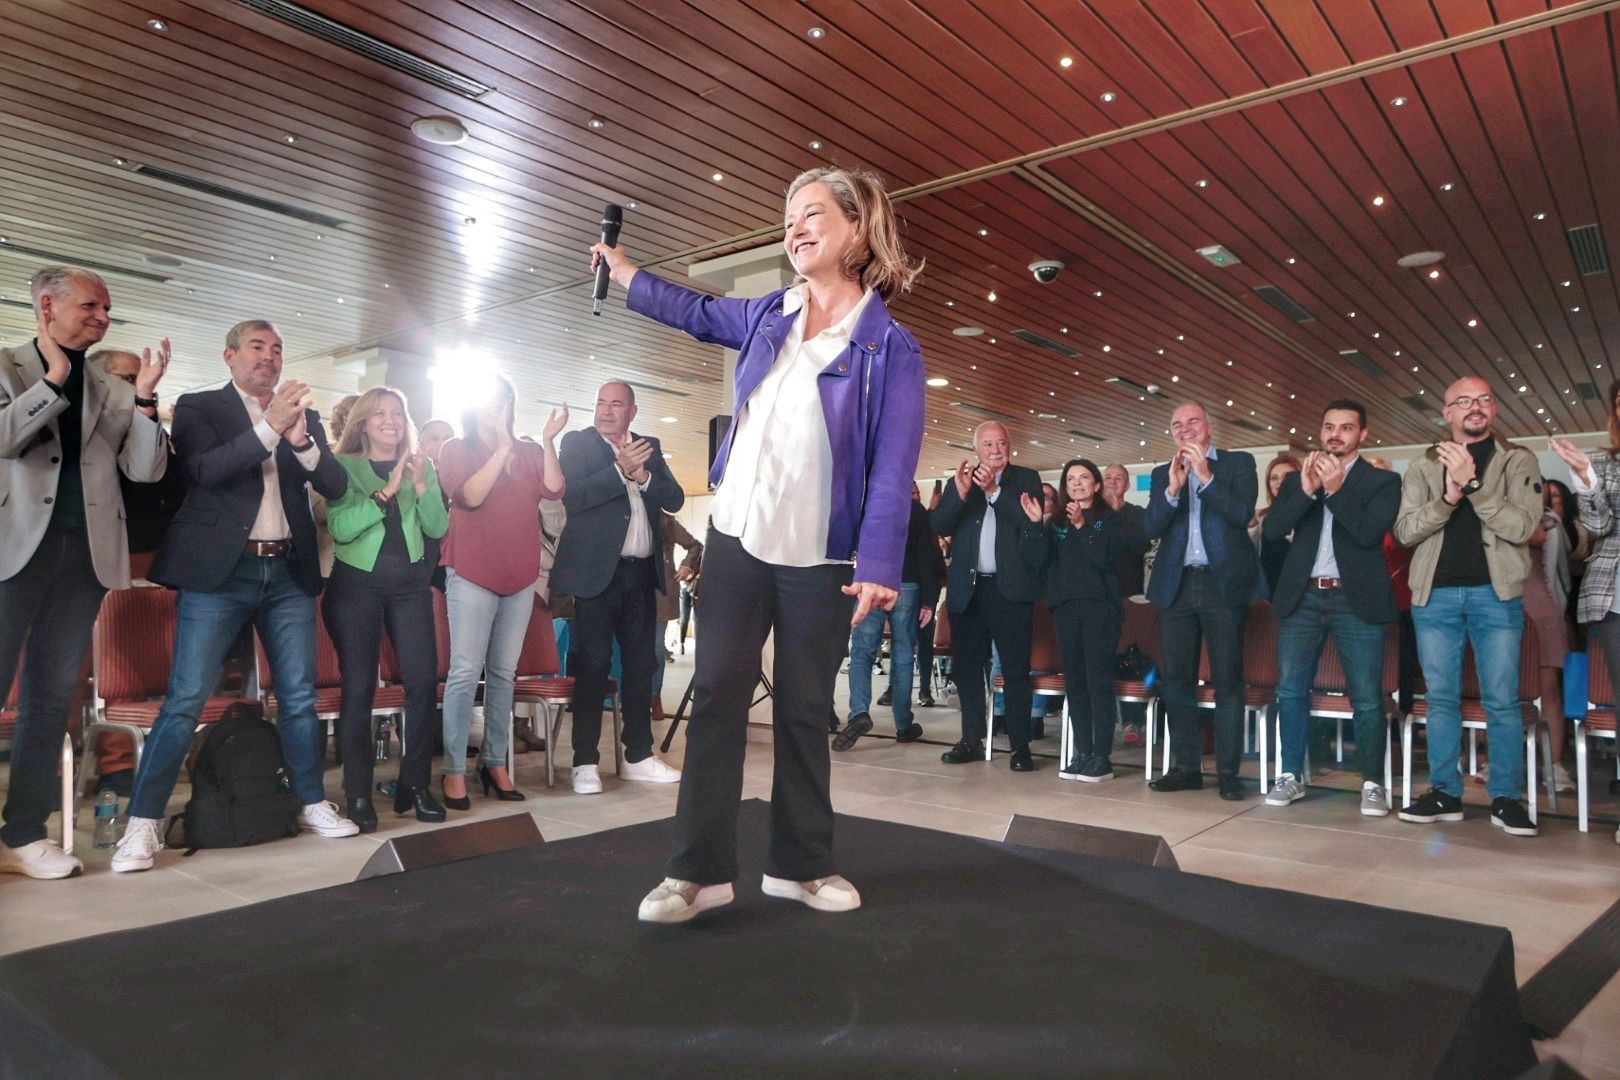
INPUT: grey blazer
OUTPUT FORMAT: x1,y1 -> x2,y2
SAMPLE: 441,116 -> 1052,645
0,340 -> 169,589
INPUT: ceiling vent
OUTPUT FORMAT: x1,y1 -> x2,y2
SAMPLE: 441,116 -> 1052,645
949,401 -> 1017,421
232,0 -> 493,99
1009,329 -> 1081,358
0,243 -> 172,285
1231,418 -> 1265,432
1575,381 -> 1600,402
946,441 -> 975,453
1254,285 -> 1315,324
134,165 -> 346,229
1067,429 -> 1104,441
1339,349 -> 1386,378
1567,224 -> 1609,276
1104,376 -> 1164,398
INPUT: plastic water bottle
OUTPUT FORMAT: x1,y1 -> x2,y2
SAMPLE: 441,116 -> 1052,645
93,789 -> 120,848
374,717 -> 392,762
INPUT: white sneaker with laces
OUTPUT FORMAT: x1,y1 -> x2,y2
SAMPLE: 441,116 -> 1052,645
1360,781 -> 1390,817
0,838 -> 83,879
572,764 -> 603,794
112,817 -> 164,873
1264,773 -> 1305,807
622,756 -> 681,784
761,873 -> 862,912
637,877 -> 734,923
298,801 -> 360,838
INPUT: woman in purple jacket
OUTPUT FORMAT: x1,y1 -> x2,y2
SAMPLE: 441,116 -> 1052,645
592,167 -> 926,923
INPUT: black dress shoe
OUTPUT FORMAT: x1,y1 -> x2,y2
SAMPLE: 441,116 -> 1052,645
940,740 -> 985,764
479,765 -> 527,801
1149,767 -> 1204,792
918,693 -> 936,708
832,713 -> 872,752
1009,747 -> 1035,772
895,722 -> 924,743
396,784 -> 448,823
439,777 -> 471,811
877,686 -> 893,707
347,796 -> 378,834
1218,775 -> 1245,801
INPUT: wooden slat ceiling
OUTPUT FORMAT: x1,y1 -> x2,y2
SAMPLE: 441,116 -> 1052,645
1,0 -> 1615,489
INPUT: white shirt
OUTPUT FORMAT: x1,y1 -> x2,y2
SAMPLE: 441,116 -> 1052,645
710,284 -> 873,567
976,475 -> 1004,574
1566,467 -> 1618,613
1309,457 -> 1357,579
601,431 -> 654,559
237,385 -> 321,542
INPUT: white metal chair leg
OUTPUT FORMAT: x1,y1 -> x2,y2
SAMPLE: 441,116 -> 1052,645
1468,728 -> 1478,776
60,731 -> 74,855
1336,717 -> 1345,764
1540,725 -> 1558,813
612,693 -> 624,775
1525,727 -> 1538,825
1059,697 -> 1072,773
1161,705 -> 1172,775
1402,716 -> 1415,808
1575,724 -> 1589,832
1383,716 -> 1395,798
1258,707 -> 1270,795
983,682 -> 994,763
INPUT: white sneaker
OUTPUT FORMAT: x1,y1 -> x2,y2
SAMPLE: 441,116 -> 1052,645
1550,763 -> 1576,793
1360,781 -> 1390,817
622,755 -> 681,784
298,801 -> 360,838
111,817 -> 163,873
0,839 -> 83,879
1264,773 -> 1305,807
572,764 -> 603,795
761,873 -> 862,912
637,877 -> 734,923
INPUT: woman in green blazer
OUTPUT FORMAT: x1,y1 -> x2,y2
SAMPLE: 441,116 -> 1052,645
323,386 -> 450,830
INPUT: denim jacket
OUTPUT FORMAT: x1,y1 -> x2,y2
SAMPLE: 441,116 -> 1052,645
627,272 -> 925,589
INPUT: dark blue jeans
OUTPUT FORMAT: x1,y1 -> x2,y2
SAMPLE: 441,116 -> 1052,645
1275,587 -> 1388,780
129,554 -> 326,819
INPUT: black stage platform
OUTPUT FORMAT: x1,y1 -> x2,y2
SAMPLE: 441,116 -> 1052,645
0,801 -> 1534,1079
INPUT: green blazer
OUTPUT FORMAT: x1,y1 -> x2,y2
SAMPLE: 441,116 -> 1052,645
328,453 -> 450,573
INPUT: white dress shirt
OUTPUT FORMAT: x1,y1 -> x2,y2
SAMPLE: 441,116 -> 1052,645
1308,457 -> 1357,579
976,475 -> 1004,574
237,384 -> 321,542
602,431 -> 654,559
710,284 -> 872,567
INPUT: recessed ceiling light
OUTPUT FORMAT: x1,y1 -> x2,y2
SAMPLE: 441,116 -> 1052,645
925,377 -> 949,387
383,283 -> 389,288
336,297 -> 344,304
587,117 -> 606,130
1157,348 -> 1165,355
1440,182 -> 1455,191
1533,212 -> 1547,221
1573,306 -> 1582,312
952,327 -> 984,336
1467,318 -> 1479,328
1225,399 -> 1234,407
1100,91 -> 1117,103
1371,195 -> 1386,206
808,139 -> 822,150
146,18 -> 167,31
1390,96 -> 1408,107
410,116 -> 468,146
1412,365 -> 1419,372
711,172 -> 724,182
1225,359 -> 1234,366
1176,334 -> 1184,341
1093,290 -> 1103,298
807,26 -> 826,39
1519,385 -> 1529,392
1286,257 -> 1296,265
661,415 -> 678,423
987,291 -> 997,302
1372,332 -> 1381,338
1535,342 -> 1545,349
945,300 -> 954,307
1348,311 -> 1356,318
283,135 -> 297,144
1102,345 -> 1111,352
527,267 -> 535,273
113,157 -> 126,166
1060,327 -> 1068,333
268,255 -> 276,262
1398,249 -> 1446,266
989,338 -> 996,344
1562,280 -> 1572,287
1059,57 -> 1073,68
627,202 -> 637,209
977,228 -> 989,237
315,233 -> 323,240
1428,269 -> 1440,279
1195,179 -> 1209,189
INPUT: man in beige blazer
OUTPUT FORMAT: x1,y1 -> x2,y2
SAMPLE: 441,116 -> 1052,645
0,266 -> 168,880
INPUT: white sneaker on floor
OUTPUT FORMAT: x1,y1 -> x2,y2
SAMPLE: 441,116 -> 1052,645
637,877 -> 734,923
1264,773 -> 1305,806
112,817 -> 163,873
298,801 -> 360,838
1550,763 -> 1576,793
1360,781 -> 1390,817
761,873 -> 862,912
0,839 -> 83,879
622,756 -> 681,784
572,764 -> 603,795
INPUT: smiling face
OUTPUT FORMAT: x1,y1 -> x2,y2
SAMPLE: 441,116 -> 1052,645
1064,466 -> 1098,505
1443,376 -> 1496,442
1169,403 -> 1210,449
974,422 -> 1009,472
41,276 -> 112,351
224,326 -> 283,398
1103,465 -> 1129,501
364,393 -> 407,457
783,181 -> 859,283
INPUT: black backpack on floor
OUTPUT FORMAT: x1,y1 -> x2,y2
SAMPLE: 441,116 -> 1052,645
166,706 -> 301,851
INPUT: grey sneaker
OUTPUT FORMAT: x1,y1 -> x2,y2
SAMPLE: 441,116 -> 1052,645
1360,781 -> 1390,817
1264,773 -> 1305,807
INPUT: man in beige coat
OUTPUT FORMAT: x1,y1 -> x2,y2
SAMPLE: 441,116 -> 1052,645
0,267 -> 169,879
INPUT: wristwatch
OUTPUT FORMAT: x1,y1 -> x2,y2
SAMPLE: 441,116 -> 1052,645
1461,478 -> 1482,496
134,394 -> 158,408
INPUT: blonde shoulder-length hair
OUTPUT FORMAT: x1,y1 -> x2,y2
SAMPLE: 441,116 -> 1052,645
336,385 -> 419,459
785,166 -> 923,301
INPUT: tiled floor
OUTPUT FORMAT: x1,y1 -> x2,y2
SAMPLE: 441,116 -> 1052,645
3,652 -> 1618,1076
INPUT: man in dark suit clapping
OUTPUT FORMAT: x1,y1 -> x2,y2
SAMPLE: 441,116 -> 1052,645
1145,403 -> 1262,800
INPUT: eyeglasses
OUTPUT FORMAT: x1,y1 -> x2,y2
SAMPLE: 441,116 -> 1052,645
1445,394 -> 1495,409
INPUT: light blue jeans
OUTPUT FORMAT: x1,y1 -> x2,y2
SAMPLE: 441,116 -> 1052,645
443,569 -> 534,776
848,583 -> 918,728
1411,585 -> 1525,800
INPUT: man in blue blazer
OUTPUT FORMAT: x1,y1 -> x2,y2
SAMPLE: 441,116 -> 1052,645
1144,402 -> 1262,800
551,380 -> 685,793
114,320 -> 355,873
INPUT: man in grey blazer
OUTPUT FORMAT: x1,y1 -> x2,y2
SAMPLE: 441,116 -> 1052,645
0,266 -> 168,880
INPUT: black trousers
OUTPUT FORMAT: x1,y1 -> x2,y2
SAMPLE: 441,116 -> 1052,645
0,530 -> 107,848
669,530 -> 853,885
1158,568 -> 1248,776
916,610 -> 937,693
322,559 -> 437,800
570,557 -> 657,767
1053,599 -> 1122,763
951,577 -> 1034,749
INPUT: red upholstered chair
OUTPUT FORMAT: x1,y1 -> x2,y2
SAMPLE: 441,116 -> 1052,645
1261,624 -> 1399,797
1575,644 -> 1616,832
931,601 -> 953,699
1111,600 -> 1160,758
0,663 -> 76,850
81,587 -> 263,798
511,602 -> 618,787
1400,620 -> 1549,822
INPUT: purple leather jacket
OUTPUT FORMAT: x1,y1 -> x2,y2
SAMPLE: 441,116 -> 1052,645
627,272 -> 925,589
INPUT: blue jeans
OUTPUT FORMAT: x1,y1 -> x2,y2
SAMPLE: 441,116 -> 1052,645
848,583 -> 918,728
443,570 -> 534,776
1411,585 -> 1525,799
129,555 -> 325,819
1275,588 -> 1388,780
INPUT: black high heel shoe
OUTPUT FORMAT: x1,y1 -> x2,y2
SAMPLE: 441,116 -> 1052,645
478,765 -> 527,801
347,796 -> 378,834
439,776 -> 471,811
396,784 -> 448,823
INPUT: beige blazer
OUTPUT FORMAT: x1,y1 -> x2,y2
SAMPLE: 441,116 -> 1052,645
0,340 -> 169,589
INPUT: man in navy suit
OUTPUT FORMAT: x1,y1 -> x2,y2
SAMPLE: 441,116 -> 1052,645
551,380 -> 685,794
1144,402 -> 1262,800
113,320 -> 355,873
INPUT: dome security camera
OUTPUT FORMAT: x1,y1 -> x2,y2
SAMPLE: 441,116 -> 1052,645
1028,259 -> 1064,284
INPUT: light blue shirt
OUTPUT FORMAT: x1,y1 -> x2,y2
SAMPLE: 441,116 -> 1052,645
1162,445 -> 1219,567
1309,457 -> 1357,579
976,472 -> 1004,574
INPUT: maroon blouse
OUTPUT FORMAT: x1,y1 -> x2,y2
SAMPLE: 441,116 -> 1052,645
437,437 -> 564,596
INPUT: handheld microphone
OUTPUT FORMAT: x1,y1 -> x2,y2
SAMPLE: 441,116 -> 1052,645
593,203 -> 624,316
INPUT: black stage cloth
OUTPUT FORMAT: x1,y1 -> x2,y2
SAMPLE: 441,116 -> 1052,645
0,800 -> 1533,1079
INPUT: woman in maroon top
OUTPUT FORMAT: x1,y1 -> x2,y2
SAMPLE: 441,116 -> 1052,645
436,375 -> 566,805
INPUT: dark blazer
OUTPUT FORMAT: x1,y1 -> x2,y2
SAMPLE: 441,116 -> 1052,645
902,499 -> 942,612
149,385 -> 346,595
1113,501 -> 1149,597
1144,448 -> 1263,608
550,427 -> 685,600
931,462 -> 1044,612
120,447 -> 186,555
1019,507 -> 1122,609
1262,460 -> 1402,623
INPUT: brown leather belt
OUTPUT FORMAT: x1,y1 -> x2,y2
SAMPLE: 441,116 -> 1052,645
246,540 -> 291,557
1309,576 -> 1343,589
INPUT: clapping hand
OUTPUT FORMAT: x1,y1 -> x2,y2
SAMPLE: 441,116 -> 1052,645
542,403 -> 569,442
1181,441 -> 1212,486
402,450 -> 428,496
266,380 -> 311,435
1434,441 -> 1476,502
953,458 -> 974,500
1550,436 -> 1593,486
1019,492 -> 1044,523
971,461 -> 997,496
616,437 -> 654,482
1167,448 -> 1190,497
1313,451 -> 1345,495
134,338 -> 170,399
34,309 -> 70,387
1066,499 -> 1087,527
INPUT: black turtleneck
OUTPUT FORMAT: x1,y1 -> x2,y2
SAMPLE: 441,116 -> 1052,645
40,339 -> 87,533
